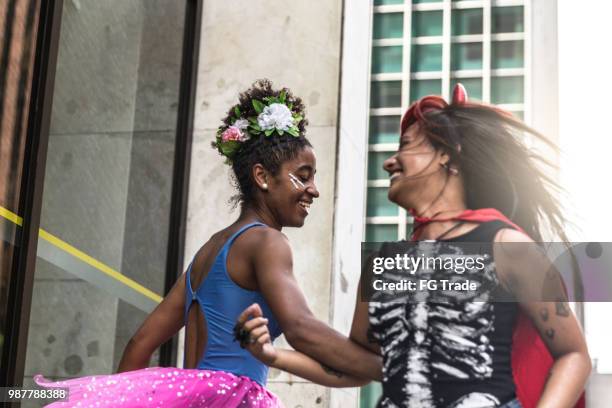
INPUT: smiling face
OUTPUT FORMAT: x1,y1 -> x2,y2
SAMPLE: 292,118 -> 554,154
383,123 -> 449,209
264,146 -> 319,227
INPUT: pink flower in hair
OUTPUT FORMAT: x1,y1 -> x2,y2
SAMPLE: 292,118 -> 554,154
221,126 -> 246,142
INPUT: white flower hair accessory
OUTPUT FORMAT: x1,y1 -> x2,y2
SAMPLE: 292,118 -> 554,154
213,89 -> 304,163
257,103 -> 294,132
247,90 -> 302,137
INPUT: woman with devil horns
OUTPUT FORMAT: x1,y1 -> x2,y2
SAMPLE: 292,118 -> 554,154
237,84 -> 590,408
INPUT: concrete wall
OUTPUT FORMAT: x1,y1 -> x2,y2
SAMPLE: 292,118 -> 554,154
185,0 -> 350,406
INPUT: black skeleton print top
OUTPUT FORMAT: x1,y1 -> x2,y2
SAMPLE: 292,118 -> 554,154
369,221 -> 519,408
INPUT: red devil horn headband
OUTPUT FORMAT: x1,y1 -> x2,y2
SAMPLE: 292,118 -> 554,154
452,83 -> 468,104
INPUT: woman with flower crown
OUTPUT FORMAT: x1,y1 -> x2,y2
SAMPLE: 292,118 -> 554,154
238,84 -> 590,408
34,79 -> 381,407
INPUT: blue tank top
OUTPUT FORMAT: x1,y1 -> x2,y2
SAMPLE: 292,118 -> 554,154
183,222 -> 282,386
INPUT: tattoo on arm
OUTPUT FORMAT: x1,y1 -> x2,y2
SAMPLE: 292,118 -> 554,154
545,328 -> 555,340
539,308 -> 549,322
321,363 -> 344,378
555,300 -> 570,317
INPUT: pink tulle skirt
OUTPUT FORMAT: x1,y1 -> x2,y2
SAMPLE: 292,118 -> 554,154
34,367 -> 282,407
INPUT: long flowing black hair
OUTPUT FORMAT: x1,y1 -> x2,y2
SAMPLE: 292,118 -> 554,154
401,95 -> 583,301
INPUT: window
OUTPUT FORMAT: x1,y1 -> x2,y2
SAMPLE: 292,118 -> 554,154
0,0 -> 42,378
452,8 -> 483,36
0,0 -> 198,388
372,46 -> 403,74
412,11 -> 443,37
373,13 -> 403,39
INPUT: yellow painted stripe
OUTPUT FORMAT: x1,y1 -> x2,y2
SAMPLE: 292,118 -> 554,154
0,205 -> 23,226
1,205 -> 162,304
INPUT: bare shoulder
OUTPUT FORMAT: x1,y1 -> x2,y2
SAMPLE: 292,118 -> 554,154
494,227 -> 534,243
250,227 -> 291,254
492,227 -> 535,259
232,225 -> 293,259
492,227 -> 549,293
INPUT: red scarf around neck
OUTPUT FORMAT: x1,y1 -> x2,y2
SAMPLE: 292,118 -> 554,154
409,207 -> 585,408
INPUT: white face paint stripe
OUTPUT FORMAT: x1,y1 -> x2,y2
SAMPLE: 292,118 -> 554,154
288,172 -> 306,190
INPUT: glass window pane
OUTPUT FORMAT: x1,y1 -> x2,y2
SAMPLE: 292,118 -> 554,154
492,6 -> 524,33
369,116 -> 401,144
410,79 -> 442,102
451,42 -> 483,70
406,221 -> 414,240
367,188 -> 397,217
450,78 -> 482,101
411,44 -> 443,72
23,0 -> 187,381
370,81 -> 402,108
361,384 -> 384,408
412,11 -> 443,37
452,8 -> 483,36
373,13 -> 404,39
374,0 -> 403,4
366,224 -> 398,242
0,0 -> 42,369
413,0 -> 442,3
491,76 -> 524,104
492,40 -> 524,69
368,151 -> 392,180
372,46 -> 403,74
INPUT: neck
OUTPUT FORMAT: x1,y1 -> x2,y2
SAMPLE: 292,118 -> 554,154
238,204 -> 282,231
410,176 -> 467,239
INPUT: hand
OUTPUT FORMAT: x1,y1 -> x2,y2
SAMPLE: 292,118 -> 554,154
236,303 -> 278,366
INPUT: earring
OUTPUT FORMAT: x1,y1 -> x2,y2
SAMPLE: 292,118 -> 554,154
441,163 -> 459,175
262,183 -> 268,190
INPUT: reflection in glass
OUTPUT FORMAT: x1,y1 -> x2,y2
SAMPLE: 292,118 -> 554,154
452,8 -> 483,36
491,76 -> 524,104
373,13 -> 404,39
370,81 -> 402,109
369,116 -> 401,144
368,152 -> 392,180
23,0 -> 187,386
366,224 -> 398,242
451,42 -> 483,71
367,188 -> 397,217
410,79 -> 442,103
411,44 -> 443,72
0,0 -> 42,373
492,40 -> 524,69
412,11 -> 443,37
372,46 -> 403,74
450,78 -> 482,101
492,6 -> 524,33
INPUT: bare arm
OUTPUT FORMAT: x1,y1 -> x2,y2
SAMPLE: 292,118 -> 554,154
349,279 -> 380,355
252,230 -> 382,381
494,229 -> 591,408
117,272 -> 186,372
239,304 -> 370,387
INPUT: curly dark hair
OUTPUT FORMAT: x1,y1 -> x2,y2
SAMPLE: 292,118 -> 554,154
212,79 -> 312,207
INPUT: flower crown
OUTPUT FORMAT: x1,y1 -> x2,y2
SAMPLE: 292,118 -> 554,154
213,90 -> 304,163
